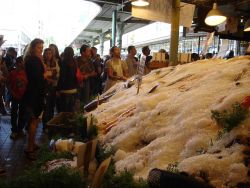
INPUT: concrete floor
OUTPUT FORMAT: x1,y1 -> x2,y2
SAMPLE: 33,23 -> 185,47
0,115 -> 48,180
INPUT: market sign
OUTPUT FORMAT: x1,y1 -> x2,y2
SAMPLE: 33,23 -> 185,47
136,55 -> 147,94
201,32 -> 214,56
217,39 -> 229,58
132,0 -> 195,28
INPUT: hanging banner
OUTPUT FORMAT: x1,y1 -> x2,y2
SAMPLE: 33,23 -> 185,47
132,0 -> 195,28
136,55 -> 147,94
201,32 -> 214,55
217,39 -> 229,58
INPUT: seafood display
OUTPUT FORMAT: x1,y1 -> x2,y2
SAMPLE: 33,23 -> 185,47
91,56 -> 250,187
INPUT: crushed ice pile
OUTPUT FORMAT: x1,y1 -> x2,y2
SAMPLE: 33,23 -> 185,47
92,56 -> 250,188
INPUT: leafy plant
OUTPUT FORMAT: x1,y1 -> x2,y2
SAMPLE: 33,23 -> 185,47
2,166 -> 86,188
87,114 -> 98,140
166,162 -> 179,174
103,161 -> 149,188
78,101 -> 86,113
211,102 -> 249,133
74,113 -> 87,140
0,146 -> 85,188
196,148 -> 206,155
96,144 -> 117,164
35,144 -> 74,168
74,113 -> 98,141
216,130 -> 224,140
87,125 -> 98,140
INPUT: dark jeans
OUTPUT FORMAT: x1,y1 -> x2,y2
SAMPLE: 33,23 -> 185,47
11,99 -> 26,133
42,87 -> 56,128
90,76 -> 102,96
78,79 -> 90,105
60,93 -> 76,112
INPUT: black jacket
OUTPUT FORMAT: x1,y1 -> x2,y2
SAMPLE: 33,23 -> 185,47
57,60 -> 77,91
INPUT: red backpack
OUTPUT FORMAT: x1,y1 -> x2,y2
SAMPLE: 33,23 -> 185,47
8,69 -> 28,100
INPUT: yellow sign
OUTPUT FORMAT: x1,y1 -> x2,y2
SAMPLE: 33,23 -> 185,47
132,0 -> 195,28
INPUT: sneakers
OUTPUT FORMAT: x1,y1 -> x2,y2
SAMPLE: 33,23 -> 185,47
10,130 -> 26,140
10,132 -> 18,139
18,130 -> 26,137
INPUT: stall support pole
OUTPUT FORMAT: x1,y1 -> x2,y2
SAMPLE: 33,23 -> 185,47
117,22 -> 125,49
91,37 -> 94,47
111,9 -> 117,47
217,36 -> 220,53
198,36 -> 201,54
99,33 -> 104,56
169,0 -> 180,66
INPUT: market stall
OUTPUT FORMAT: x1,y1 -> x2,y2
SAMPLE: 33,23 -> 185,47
91,56 -> 250,187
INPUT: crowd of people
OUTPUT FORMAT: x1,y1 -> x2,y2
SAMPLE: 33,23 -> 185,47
1,37 -> 244,164
0,39 -> 155,161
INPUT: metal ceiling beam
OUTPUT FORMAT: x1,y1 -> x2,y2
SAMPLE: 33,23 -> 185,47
77,36 -> 93,40
84,29 -> 103,33
94,16 -> 112,21
94,17 -> 148,24
125,20 -> 150,24
94,16 -> 121,22
85,0 -> 122,6
85,0 -> 124,10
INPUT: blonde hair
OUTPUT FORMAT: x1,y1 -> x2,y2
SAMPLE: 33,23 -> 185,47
24,38 -> 44,62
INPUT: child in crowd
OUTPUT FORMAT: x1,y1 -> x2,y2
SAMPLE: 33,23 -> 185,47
8,56 -> 28,139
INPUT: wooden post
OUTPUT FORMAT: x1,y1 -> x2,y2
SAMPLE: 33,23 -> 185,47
169,0 -> 180,66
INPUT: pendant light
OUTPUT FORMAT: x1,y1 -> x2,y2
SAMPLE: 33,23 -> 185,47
131,0 -> 149,7
244,19 -> 250,32
205,3 -> 227,26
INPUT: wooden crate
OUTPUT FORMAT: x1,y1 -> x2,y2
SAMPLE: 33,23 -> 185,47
149,60 -> 168,70
46,112 -> 77,138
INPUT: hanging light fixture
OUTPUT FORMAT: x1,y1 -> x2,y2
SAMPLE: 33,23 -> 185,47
244,19 -> 250,32
131,0 -> 149,7
205,3 -> 227,26
95,38 -> 99,43
105,33 -> 111,38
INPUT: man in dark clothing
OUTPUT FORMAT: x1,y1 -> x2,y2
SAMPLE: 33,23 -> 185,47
91,47 -> 103,95
76,45 -> 97,104
57,47 -> 77,112
142,46 -> 152,65
140,46 -> 152,75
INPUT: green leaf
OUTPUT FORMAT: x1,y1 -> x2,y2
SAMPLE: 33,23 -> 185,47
211,102 -> 249,134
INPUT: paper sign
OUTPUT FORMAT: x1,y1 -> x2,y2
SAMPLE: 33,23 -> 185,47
136,55 -> 146,94
217,39 -> 229,58
201,32 -> 214,55
132,0 -> 195,28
